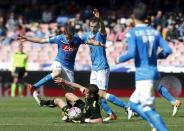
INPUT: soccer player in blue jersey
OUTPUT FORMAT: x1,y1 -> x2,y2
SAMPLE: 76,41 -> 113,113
81,9 -> 128,121
19,25 -> 105,104
116,3 -> 170,131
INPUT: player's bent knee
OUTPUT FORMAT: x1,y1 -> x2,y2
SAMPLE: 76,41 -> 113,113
54,97 -> 61,105
65,93 -> 74,98
52,70 -> 61,78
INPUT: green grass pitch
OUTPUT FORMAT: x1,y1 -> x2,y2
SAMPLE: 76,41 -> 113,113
0,97 -> 183,131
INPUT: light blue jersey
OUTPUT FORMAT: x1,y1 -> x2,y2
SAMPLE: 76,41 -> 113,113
82,32 -> 109,71
118,24 -> 172,81
49,34 -> 83,70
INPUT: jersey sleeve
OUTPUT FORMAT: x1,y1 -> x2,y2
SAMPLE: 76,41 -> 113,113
157,32 -> 172,59
118,30 -> 136,63
49,35 -> 64,44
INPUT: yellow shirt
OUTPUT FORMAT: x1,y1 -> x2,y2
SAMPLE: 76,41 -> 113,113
11,52 -> 28,71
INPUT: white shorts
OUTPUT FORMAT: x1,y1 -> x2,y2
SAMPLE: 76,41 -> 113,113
90,69 -> 110,90
52,61 -> 74,91
129,80 -> 159,111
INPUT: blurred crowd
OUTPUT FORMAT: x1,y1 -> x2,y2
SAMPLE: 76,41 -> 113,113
0,0 -> 183,44
0,0 -> 183,70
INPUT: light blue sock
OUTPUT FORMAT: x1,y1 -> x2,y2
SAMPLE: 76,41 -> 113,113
129,101 -> 153,128
159,85 -> 176,104
106,93 -> 128,109
145,109 -> 168,131
33,73 -> 53,89
101,98 -> 113,115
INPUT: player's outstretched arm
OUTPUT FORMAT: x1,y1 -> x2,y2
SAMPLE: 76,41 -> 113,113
84,118 -> 103,123
18,36 -> 49,44
54,77 -> 86,93
86,39 -> 106,48
93,9 -> 106,35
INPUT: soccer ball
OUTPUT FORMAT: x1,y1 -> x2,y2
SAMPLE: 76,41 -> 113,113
68,107 -> 82,120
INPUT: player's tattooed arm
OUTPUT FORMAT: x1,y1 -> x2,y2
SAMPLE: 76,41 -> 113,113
54,77 -> 86,93
93,8 -> 106,35
18,35 -> 49,44
86,39 -> 106,48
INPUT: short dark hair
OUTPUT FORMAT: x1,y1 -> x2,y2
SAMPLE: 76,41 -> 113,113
133,2 -> 147,21
88,84 -> 99,94
90,17 -> 99,23
87,84 -> 99,100
64,24 -> 74,36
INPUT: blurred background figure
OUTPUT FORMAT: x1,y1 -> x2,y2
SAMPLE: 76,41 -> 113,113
11,42 -> 28,97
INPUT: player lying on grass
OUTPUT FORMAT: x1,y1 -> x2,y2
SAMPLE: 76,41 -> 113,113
38,78 -> 102,123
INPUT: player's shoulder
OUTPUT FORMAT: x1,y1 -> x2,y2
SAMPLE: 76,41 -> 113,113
125,28 -> 135,38
50,34 -> 65,39
73,35 -> 83,43
83,32 -> 91,36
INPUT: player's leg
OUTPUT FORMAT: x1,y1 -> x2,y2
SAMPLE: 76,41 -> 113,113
18,83 -> 24,97
65,92 -> 85,109
139,80 -> 168,131
17,70 -> 25,97
59,64 -> 75,92
57,65 -> 76,120
92,69 -> 117,121
30,61 -> 61,91
156,84 -> 181,116
157,84 -> 176,105
128,90 -> 153,127
97,69 -> 128,109
11,73 -> 18,97
99,90 -> 128,109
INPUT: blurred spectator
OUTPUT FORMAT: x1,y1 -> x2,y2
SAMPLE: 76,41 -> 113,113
56,10 -> 69,26
178,22 -> 184,40
82,19 -> 90,32
0,16 -> 6,42
154,10 -> 163,26
42,6 -> 53,23
0,0 -> 183,69
5,13 -> 18,31
69,13 -> 83,33
166,24 -> 177,42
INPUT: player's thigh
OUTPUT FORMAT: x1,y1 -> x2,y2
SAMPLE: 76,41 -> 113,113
52,61 -> 62,77
129,89 -> 140,104
60,66 -> 74,82
60,66 -> 75,92
15,67 -> 25,82
96,69 -> 110,90
136,80 -> 157,107
90,70 -> 97,85
52,61 -> 74,82
65,93 -> 80,105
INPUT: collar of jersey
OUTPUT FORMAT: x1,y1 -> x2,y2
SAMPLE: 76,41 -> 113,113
62,35 -> 77,45
135,24 -> 148,27
62,37 -> 70,45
